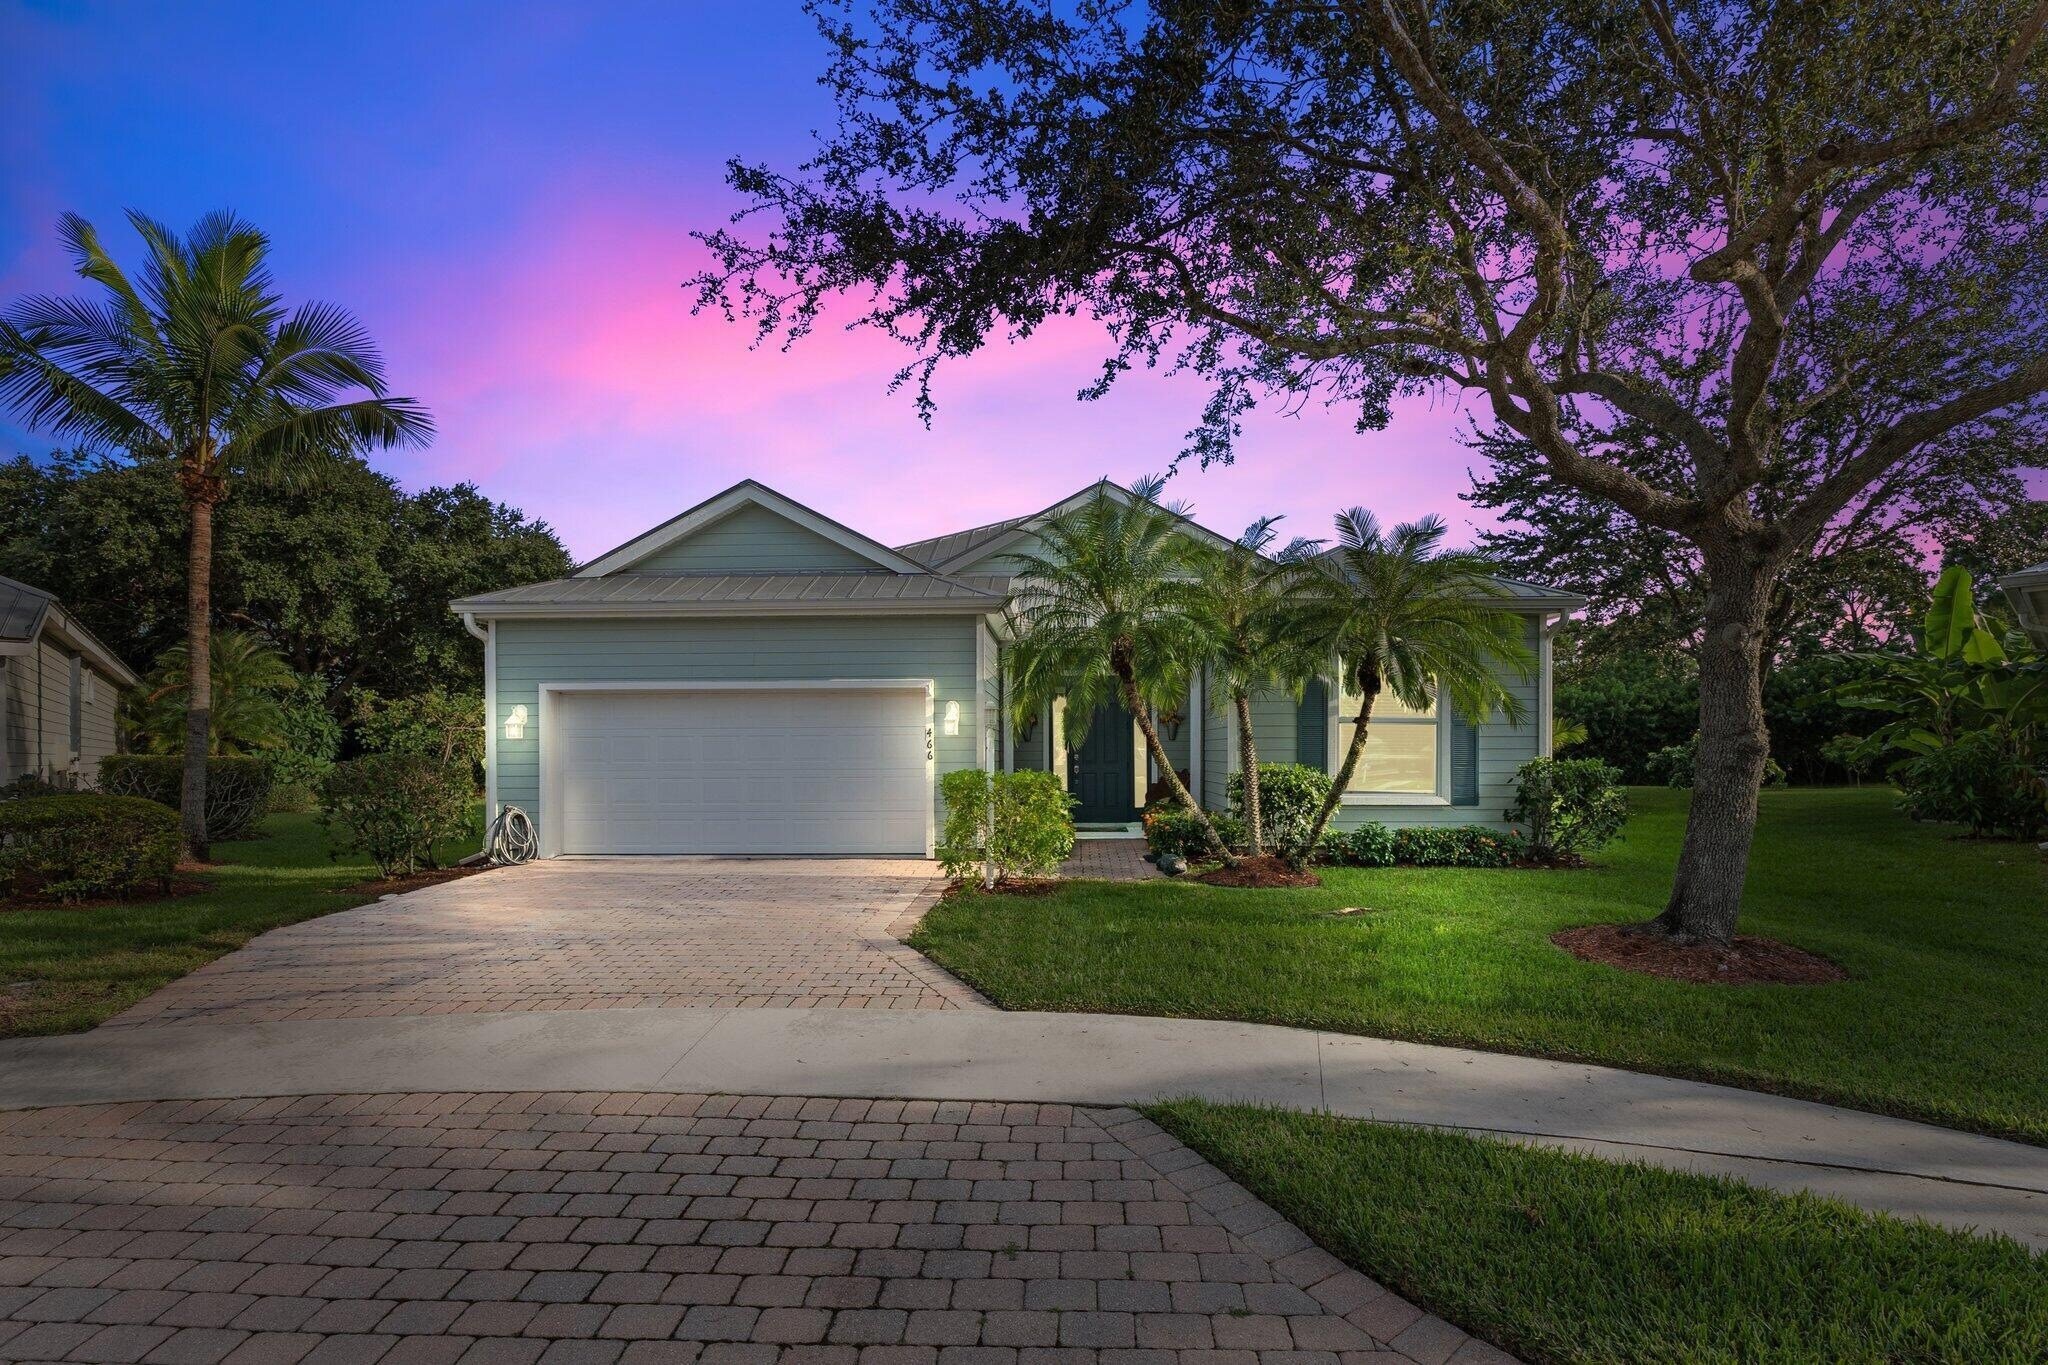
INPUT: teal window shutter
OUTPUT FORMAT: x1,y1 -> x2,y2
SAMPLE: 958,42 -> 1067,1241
1296,679 -> 1328,773
1449,702 -> 1479,806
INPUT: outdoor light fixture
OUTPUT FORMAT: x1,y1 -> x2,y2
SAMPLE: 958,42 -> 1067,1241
503,704 -> 528,740
942,699 -> 961,736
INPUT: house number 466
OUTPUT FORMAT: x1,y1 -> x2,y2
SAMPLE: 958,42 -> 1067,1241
925,725 -> 935,759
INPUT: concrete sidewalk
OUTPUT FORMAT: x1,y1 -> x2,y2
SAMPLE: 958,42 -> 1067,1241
0,1008 -> 2040,1249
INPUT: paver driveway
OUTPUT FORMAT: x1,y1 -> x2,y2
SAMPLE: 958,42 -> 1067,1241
109,860 -> 981,1029
0,1091 -> 1492,1365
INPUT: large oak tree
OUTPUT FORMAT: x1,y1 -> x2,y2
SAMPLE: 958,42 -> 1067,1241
695,0 -> 2048,943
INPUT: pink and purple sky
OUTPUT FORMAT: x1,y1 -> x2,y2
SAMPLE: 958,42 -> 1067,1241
0,1 -> 1508,559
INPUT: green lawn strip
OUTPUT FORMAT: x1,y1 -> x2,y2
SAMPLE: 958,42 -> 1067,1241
0,812 -> 478,1037
1148,1099 -> 2047,1365
911,788 -> 2048,1143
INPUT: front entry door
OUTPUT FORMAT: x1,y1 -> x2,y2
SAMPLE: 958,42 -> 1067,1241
1069,702 -> 1137,823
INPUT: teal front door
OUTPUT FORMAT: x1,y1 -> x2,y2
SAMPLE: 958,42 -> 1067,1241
1069,702 -> 1137,823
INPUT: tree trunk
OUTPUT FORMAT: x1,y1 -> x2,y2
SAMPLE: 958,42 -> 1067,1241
1233,692 -> 1263,856
1293,665 -> 1380,865
180,494 -> 217,861
1644,561 -> 1775,946
1111,656 -> 1234,865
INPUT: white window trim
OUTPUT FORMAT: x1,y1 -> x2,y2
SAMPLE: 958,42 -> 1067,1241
1327,669 -> 1452,804
534,678 -> 937,859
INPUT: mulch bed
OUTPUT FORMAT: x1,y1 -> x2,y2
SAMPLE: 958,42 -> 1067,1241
945,876 -> 1062,897
1194,855 -> 1323,889
329,865 -> 490,897
1553,923 -> 1848,986
0,877 -> 212,914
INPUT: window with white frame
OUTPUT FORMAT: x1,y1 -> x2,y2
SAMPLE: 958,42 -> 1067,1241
1335,672 -> 1439,794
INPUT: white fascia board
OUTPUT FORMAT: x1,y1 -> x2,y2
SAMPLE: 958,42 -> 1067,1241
576,480 -> 926,578
456,599 -> 1004,621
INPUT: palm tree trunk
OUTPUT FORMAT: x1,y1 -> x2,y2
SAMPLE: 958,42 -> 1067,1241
1113,668 -> 1234,865
1233,692 -> 1263,856
1294,671 -> 1380,865
180,494 -> 216,861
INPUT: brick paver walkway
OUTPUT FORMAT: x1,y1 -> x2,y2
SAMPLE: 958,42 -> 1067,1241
1056,842 -> 1159,883
0,1092 -> 1501,1365
109,861 -> 982,1028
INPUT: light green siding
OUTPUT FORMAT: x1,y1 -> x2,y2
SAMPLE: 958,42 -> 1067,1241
626,504 -> 883,572
1,639 -> 121,787
492,614 -> 981,847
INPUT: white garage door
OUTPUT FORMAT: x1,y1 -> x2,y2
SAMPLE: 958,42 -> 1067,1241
550,686 -> 931,855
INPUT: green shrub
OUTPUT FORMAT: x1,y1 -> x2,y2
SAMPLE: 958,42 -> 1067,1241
318,754 -> 476,878
1895,731 -> 2048,841
270,677 -> 343,796
938,768 -> 1077,881
1209,812 -> 1250,855
0,774 -> 64,801
1392,824 -> 1528,867
1644,734 -> 1785,790
1315,821 -> 1396,867
97,754 -> 274,840
1228,763 -> 1332,853
0,795 -> 179,902
1141,806 -> 1207,859
1507,756 -> 1628,858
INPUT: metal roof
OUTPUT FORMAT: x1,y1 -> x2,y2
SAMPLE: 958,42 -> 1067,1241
0,574 -> 141,687
895,516 -> 1029,569
454,571 -> 1012,615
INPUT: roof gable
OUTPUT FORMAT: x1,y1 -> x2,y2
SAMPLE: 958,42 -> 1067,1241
578,481 -> 925,577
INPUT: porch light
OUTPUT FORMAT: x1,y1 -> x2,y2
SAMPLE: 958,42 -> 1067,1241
942,699 -> 961,736
503,704 -> 528,741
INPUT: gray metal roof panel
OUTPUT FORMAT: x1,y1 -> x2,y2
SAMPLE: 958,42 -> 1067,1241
0,575 -> 55,644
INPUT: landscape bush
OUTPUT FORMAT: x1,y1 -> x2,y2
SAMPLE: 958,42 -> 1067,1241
1315,822 -> 1397,867
1227,763 -> 1332,853
98,754 -> 274,840
1392,825 -> 1529,868
1894,730 -> 2048,841
938,768 -> 1077,881
0,794 -> 179,902
1507,756 -> 1628,858
318,754 -> 476,878
1644,734 -> 1786,790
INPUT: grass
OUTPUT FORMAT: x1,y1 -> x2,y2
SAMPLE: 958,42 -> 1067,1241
0,812 -> 477,1037
912,787 -> 2048,1142
1149,1099 -> 2048,1365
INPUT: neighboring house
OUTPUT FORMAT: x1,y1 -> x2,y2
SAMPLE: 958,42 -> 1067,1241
0,575 -> 139,788
1998,561 -> 2048,646
451,479 -> 1583,857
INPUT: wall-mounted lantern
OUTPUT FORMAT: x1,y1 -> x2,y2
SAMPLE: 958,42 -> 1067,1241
942,699 -> 961,736
503,704 -> 529,741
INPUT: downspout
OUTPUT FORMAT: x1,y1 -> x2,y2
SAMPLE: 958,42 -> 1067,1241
461,612 -> 497,822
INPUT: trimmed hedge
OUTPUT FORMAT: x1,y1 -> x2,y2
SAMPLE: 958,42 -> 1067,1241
1315,820 -> 1528,868
0,794 -> 180,902
319,754 -> 477,878
98,754 -> 274,840
1506,756 -> 1628,858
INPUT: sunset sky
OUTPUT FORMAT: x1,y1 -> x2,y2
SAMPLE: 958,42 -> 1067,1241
0,4 -> 1667,559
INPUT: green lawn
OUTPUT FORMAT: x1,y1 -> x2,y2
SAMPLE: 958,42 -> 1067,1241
0,812 -> 477,1037
912,788 -> 2048,1142
1150,1100 -> 2047,1365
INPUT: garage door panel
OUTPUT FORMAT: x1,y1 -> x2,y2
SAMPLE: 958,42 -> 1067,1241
550,687 -> 930,855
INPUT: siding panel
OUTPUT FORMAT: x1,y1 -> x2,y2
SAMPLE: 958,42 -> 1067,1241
626,504 -> 884,572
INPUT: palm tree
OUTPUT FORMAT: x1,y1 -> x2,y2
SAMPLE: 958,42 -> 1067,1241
130,629 -> 299,755
1287,510 -> 1534,862
1006,478 -> 1232,861
1191,518 -> 1325,857
0,211 -> 429,856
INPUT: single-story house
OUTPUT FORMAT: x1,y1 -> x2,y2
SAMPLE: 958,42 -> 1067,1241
451,479 -> 1583,857
0,575 -> 139,788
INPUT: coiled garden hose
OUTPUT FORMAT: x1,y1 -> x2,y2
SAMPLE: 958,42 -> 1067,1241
484,805 -> 539,865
